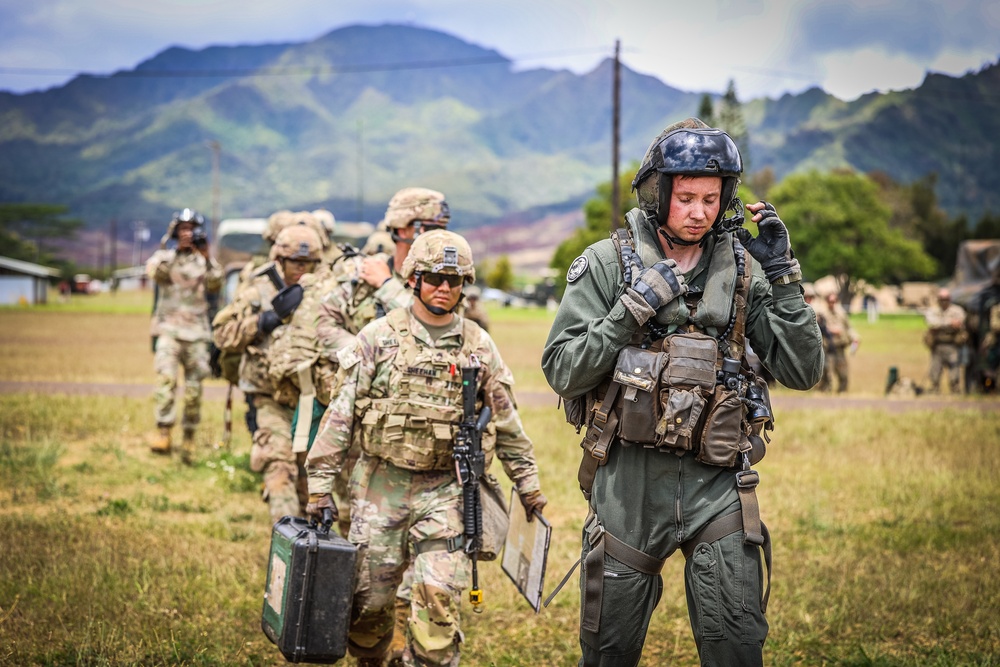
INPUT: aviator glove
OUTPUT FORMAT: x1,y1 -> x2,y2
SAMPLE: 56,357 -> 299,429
736,202 -> 802,283
620,258 -> 687,325
305,493 -> 338,529
518,490 -> 548,522
271,283 -> 304,320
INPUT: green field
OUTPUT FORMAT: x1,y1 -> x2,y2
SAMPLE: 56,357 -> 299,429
1,292 -> 999,666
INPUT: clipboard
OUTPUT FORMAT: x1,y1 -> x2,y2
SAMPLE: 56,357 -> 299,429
500,488 -> 552,613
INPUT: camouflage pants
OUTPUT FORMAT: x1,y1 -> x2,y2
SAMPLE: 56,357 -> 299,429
929,344 -> 962,393
153,335 -> 210,430
249,395 -> 307,524
819,344 -> 850,393
346,455 -> 469,667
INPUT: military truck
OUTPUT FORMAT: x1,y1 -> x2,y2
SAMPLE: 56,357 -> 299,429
948,239 -> 1000,393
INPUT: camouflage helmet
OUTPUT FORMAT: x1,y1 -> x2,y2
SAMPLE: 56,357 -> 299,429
632,117 -> 743,231
270,224 -> 324,262
264,209 -> 330,249
311,209 -> 336,238
362,231 -> 394,256
465,284 -> 482,299
264,210 -> 295,243
382,187 -> 450,230
400,229 -> 475,283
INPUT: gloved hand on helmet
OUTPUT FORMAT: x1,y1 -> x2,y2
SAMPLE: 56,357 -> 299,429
737,202 -> 802,283
620,258 -> 687,325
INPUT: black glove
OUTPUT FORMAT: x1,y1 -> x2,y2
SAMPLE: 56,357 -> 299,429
620,258 -> 687,325
736,203 -> 801,283
271,284 -> 304,320
258,310 -> 282,334
305,493 -> 338,529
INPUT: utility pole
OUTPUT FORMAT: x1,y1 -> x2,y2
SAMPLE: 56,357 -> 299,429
208,140 -> 221,241
611,39 -> 622,231
357,119 -> 365,222
109,218 -> 117,272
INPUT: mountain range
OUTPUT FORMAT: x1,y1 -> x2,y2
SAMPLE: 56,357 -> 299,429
1,23 -> 998,267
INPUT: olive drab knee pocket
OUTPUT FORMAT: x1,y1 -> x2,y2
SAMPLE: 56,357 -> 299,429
685,530 -> 769,649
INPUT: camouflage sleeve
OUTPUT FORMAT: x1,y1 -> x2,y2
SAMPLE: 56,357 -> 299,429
146,249 -> 174,286
306,336 -> 371,495
481,336 -> 541,496
211,284 -> 263,353
374,275 -> 411,312
204,257 -> 224,293
317,285 -> 359,357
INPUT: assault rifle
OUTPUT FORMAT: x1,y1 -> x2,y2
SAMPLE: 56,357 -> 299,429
453,366 -> 491,611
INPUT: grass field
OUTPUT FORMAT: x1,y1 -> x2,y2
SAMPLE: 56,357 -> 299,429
1,291 -> 999,666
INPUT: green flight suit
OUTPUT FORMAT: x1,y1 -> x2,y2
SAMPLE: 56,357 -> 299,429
542,210 -> 824,666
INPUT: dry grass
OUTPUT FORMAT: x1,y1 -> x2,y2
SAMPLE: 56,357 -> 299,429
1,295 -> 999,666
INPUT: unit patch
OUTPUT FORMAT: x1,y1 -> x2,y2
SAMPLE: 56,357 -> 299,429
566,255 -> 589,283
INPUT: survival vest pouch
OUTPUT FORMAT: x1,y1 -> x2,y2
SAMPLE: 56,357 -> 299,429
614,346 -> 666,445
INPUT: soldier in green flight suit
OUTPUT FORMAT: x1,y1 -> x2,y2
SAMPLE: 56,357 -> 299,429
542,118 -> 824,666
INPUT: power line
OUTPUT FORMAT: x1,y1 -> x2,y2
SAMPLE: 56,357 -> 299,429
0,46 -> 613,80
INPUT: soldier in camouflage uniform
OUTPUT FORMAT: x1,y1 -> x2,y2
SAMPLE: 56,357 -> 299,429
213,224 -> 324,523
816,292 -> 859,393
146,208 -> 223,463
924,288 -> 967,394
306,230 -> 547,667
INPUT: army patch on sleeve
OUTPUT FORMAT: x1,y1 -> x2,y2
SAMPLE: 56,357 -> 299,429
566,255 -> 589,283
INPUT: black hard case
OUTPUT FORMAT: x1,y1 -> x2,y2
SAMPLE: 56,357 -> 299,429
262,516 -> 357,664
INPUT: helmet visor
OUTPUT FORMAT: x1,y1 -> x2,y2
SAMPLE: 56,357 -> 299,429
633,128 -> 742,189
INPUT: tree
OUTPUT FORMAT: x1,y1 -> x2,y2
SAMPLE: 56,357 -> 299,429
871,171 -> 967,279
716,80 -> 750,171
767,169 -> 936,299
486,255 -> 514,292
697,94 -> 715,127
0,203 -> 83,269
550,163 -> 639,296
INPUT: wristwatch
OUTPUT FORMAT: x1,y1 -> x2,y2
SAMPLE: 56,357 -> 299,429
772,270 -> 803,285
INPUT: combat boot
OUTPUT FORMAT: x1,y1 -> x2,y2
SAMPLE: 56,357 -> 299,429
151,426 -> 172,455
180,429 -> 196,466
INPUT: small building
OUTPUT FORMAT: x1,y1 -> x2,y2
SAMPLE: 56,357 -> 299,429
0,256 -> 61,305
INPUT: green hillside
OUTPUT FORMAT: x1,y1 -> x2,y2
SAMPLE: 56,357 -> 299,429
0,23 -> 997,236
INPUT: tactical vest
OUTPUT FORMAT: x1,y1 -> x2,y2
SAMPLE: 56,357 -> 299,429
573,224 -> 772,496
357,308 -> 495,471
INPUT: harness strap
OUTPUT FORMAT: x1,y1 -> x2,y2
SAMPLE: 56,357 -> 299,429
544,512 -> 668,633
412,535 -> 464,555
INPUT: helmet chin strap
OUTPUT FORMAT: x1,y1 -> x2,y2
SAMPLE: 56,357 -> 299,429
413,274 -> 464,315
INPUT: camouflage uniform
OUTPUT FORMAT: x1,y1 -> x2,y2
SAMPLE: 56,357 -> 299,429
146,247 -> 222,437
215,222 -> 324,523
307,305 -> 540,666
816,296 -> 858,393
924,299 -> 967,393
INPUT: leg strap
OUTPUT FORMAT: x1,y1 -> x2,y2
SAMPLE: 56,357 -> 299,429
543,512 -> 666,634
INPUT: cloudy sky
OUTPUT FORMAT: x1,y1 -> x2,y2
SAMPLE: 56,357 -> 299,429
1,0 -> 998,101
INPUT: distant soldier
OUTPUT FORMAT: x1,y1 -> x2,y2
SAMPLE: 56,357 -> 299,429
463,284 -> 490,332
305,230 -> 546,667
213,224 -> 324,523
924,288 -> 967,394
817,292 -> 859,393
146,208 -> 222,463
